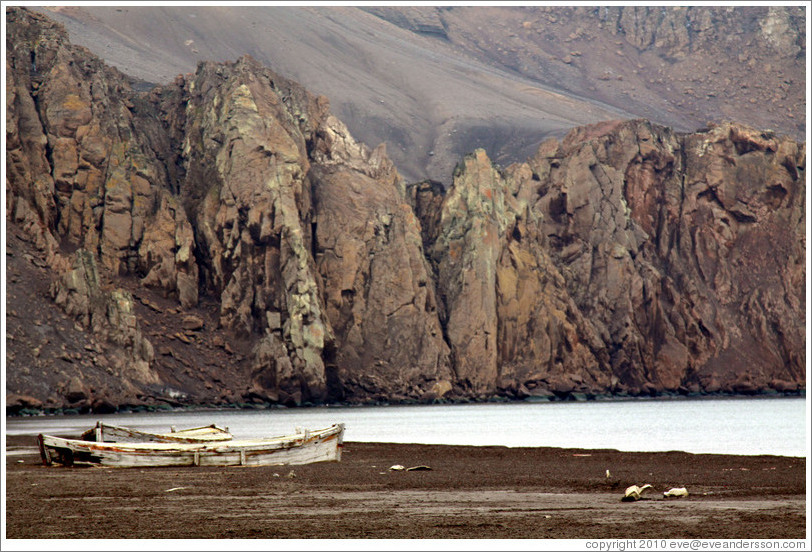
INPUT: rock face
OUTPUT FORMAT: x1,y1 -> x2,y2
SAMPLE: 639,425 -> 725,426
5,8 -> 805,412
603,6 -> 804,58
154,56 -> 452,405
164,58 -> 334,406
309,119 -> 453,403
524,120 -> 805,395
50,250 -> 158,387
5,8 -> 197,301
426,151 -> 609,399
414,119 -> 805,399
6,7 -> 454,410
6,8 -> 170,408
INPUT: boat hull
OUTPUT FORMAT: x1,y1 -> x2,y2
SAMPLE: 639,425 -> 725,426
39,424 -> 344,468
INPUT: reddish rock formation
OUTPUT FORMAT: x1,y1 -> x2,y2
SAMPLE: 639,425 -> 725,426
413,119 -> 805,399
426,150 -> 610,399
309,118 -> 452,403
5,8 -> 197,302
5,8 -> 805,412
6,7 -> 454,410
526,119 -> 805,395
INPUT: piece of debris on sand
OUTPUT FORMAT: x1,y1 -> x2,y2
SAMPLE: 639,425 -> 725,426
622,484 -> 653,501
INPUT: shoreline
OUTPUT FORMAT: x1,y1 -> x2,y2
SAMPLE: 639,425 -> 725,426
4,434 -> 809,460
7,389 -> 807,417
5,436 -> 807,540
7,395 -> 808,458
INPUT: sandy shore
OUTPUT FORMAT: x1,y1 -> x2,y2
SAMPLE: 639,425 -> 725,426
4,434 -> 806,540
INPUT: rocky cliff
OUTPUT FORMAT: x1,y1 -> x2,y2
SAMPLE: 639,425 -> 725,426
5,8 -> 805,414
528,120 -> 805,396
412,119 -> 805,400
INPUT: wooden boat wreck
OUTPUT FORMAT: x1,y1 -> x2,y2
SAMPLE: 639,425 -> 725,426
38,424 -> 345,468
79,422 -> 233,443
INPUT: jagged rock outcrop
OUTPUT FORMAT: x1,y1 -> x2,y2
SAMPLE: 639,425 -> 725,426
148,55 -> 454,405
526,119 -> 805,394
50,249 -> 158,389
5,7 -> 805,412
5,8 -> 198,302
598,5 -> 804,59
426,150 -> 610,398
5,8 -> 185,408
413,120 -> 804,398
6,7 -> 455,409
162,57 -> 334,405
310,118 -> 453,402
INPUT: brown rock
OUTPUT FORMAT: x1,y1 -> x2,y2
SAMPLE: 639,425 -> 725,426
6,7 -> 199,299
770,379 -> 799,393
731,381 -> 759,395
176,56 -> 332,404
138,195 -> 199,308
311,123 -> 451,401
181,315 -> 205,331
549,376 -> 576,396
529,119 -> 804,395
431,150 -> 609,396
65,377 -> 88,403
91,398 -> 117,414
48,250 -> 160,395
407,180 -> 446,251
6,394 -> 44,410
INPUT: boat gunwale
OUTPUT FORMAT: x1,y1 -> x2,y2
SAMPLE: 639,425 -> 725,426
80,422 -> 234,443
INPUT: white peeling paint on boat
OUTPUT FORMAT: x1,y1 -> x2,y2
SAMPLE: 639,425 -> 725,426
80,422 -> 234,443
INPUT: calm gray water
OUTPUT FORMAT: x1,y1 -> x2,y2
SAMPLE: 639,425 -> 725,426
5,397 -> 807,457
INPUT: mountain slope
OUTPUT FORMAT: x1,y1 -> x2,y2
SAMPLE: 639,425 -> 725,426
34,5 -> 806,185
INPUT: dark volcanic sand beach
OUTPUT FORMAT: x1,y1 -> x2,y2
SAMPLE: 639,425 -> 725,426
4,434 -> 807,540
